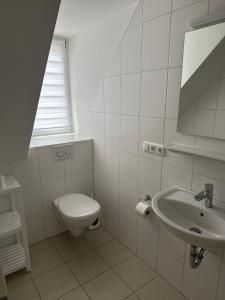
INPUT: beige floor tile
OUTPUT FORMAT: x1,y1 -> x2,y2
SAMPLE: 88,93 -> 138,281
114,256 -> 156,290
137,276 -> 186,300
83,270 -> 132,300
34,264 -> 79,300
6,269 -> 31,290
31,245 -> 63,277
68,251 -> 109,283
84,226 -> 114,247
58,287 -> 89,300
30,239 -> 51,254
8,281 -> 40,300
50,231 -> 72,244
96,239 -> 132,266
54,236 -> 91,261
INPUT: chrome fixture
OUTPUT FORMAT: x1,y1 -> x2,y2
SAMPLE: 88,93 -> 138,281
139,195 -> 151,202
190,245 -> 205,268
194,183 -> 214,208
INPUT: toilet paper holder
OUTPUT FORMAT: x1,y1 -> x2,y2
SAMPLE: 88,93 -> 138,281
139,195 -> 151,202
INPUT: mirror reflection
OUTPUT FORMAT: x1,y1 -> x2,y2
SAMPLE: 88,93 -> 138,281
177,22 -> 225,139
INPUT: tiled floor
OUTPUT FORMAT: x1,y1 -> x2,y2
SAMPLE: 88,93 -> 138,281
6,227 -> 186,300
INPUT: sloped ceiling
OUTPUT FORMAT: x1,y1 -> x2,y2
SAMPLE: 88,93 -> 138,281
68,3 -> 138,134
0,0 -> 61,162
55,0 -> 138,37
179,22 -> 225,114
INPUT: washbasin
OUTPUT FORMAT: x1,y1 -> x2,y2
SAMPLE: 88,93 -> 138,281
152,186 -> 225,249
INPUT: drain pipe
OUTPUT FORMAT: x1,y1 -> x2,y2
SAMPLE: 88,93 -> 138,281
190,245 -> 205,268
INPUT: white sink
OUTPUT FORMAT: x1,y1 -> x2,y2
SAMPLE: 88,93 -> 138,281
152,186 -> 225,249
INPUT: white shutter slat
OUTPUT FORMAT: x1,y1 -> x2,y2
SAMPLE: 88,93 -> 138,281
33,38 -> 71,136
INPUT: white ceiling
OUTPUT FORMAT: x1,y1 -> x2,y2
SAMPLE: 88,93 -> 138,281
55,0 -> 138,37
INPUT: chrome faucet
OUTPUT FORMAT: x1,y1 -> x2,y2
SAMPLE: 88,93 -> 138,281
194,183 -> 214,208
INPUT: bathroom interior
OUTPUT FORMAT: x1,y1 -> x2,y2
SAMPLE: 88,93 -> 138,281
1,0 -> 225,299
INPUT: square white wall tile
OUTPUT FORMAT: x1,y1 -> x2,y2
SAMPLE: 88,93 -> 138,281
23,183 -> 43,216
157,242 -> 184,291
106,46 -> 121,76
104,76 -> 120,114
104,177 -> 120,211
65,143 -> 86,175
209,0 -> 225,12
119,184 -> 138,222
193,157 -> 225,182
128,1 -> 143,27
12,150 -> 40,185
166,67 -> 182,119
93,143 -> 105,173
120,151 -> 138,189
65,172 -> 86,194
141,69 -> 167,118
214,110 -> 225,139
105,146 -> 119,180
143,0 -> 171,22
137,225 -> 158,270
194,109 -> 216,137
182,262 -> 218,300
217,284 -> 225,300
159,224 -> 185,256
142,15 -> 170,70
42,177 -> 65,211
101,206 -> 120,238
139,117 -> 164,161
161,163 -> 192,189
172,0 -> 204,10
120,115 -> 139,155
169,1 -> 209,67
121,73 -> 141,115
44,208 -> 65,238
92,112 -> 105,144
26,213 -> 46,244
86,170 -> 94,196
121,24 -> 142,74
85,141 -> 94,170
105,114 -> 120,148
217,78 -> 225,109
119,215 -> 137,253
92,84 -> 104,113
138,157 -> 161,196
38,147 -> 64,181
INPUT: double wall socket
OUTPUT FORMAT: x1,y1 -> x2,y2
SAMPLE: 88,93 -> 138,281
143,141 -> 166,157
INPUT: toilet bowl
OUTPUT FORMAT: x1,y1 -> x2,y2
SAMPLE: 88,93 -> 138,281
53,193 -> 101,236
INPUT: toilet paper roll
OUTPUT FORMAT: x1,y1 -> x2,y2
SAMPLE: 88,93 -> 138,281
135,201 -> 151,218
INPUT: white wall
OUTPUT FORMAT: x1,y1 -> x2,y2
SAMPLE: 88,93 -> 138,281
68,4 -> 138,135
89,1 -> 225,300
0,141 -> 93,245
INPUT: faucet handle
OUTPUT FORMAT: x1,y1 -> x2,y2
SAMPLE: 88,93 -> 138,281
205,183 -> 214,193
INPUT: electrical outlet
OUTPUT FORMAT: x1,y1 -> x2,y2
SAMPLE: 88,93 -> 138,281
143,142 -> 166,157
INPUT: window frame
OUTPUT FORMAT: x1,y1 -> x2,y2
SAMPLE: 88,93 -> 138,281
32,37 -> 73,137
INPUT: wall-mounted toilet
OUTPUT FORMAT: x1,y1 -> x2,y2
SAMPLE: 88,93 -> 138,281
53,193 -> 101,236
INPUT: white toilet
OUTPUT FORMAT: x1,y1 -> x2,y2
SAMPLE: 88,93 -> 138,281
53,193 -> 101,236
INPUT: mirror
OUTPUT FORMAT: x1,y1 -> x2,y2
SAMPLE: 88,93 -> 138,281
177,22 -> 225,139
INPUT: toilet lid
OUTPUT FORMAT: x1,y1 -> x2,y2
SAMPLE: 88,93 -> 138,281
57,193 -> 100,219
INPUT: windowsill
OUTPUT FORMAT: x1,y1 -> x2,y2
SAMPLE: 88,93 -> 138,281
29,133 -> 92,149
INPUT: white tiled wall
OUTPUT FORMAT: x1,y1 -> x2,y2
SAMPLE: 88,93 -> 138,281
1,141 -> 94,245
89,1 -> 225,299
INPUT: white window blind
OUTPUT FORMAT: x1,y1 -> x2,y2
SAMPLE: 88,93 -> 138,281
33,39 -> 71,136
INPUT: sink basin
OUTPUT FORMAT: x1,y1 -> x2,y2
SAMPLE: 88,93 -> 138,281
152,186 -> 225,249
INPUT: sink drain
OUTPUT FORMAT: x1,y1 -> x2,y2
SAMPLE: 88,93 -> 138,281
190,227 -> 202,234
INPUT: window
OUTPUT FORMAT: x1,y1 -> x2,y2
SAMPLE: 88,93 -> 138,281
33,38 -> 72,136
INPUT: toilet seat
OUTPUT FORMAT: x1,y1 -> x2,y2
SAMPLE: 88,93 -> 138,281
54,193 -> 100,221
